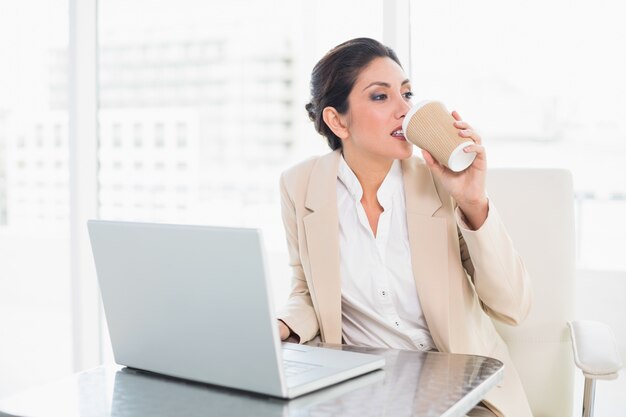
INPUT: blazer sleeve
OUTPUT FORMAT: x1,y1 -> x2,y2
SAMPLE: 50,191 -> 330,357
276,173 -> 320,342
456,200 -> 532,325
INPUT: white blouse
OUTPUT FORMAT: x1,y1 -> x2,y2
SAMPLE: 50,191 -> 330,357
336,156 -> 436,351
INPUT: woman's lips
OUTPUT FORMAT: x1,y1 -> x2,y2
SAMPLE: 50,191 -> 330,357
390,128 -> 406,141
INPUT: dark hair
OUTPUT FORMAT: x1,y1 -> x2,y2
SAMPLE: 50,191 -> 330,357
305,38 -> 402,150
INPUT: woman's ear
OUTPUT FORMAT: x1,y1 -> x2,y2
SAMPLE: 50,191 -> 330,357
322,107 -> 349,140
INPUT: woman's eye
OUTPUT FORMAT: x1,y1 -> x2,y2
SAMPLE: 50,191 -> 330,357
403,91 -> 414,100
371,94 -> 387,101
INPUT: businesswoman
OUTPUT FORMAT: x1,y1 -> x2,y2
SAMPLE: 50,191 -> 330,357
276,38 -> 533,417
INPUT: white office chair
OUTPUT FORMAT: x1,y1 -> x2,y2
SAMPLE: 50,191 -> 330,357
486,168 -> 622,417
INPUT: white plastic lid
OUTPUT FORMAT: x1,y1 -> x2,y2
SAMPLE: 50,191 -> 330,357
448,141 -> 476,172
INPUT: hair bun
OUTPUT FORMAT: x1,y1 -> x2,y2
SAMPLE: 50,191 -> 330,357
305,102 -> 316,122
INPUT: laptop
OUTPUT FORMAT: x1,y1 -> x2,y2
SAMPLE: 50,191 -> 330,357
87,220 -> 385,399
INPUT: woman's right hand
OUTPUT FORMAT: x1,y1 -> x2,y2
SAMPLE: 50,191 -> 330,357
278,320 -> 290,341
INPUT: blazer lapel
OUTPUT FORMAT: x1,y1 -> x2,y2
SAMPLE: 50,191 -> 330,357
401,158 -> 451,351
302,150 -> 343,343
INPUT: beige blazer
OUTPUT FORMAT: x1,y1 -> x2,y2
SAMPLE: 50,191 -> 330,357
278,150 -> 533,417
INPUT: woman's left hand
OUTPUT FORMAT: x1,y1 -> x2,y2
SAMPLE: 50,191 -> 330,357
421,110 -> 489,229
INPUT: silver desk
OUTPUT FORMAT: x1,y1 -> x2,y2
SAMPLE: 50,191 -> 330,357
0,344 -> 503,417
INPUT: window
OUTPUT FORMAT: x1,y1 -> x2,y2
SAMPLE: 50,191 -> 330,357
0,0 -> 72,397
54,124 -> 63,148
176,122 -> 187,148
410,0 -> 626,270
133,123 -> 142,147
154,123 -> 165,148
111,123 -> 121,148
97,0 -> 384,361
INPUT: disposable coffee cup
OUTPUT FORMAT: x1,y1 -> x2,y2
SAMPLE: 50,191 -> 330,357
402,100 -> 476,172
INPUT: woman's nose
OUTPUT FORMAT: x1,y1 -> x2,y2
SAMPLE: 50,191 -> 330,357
396,95 -> 412,119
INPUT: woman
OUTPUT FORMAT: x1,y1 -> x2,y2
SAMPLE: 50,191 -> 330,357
276,38 -> 533,417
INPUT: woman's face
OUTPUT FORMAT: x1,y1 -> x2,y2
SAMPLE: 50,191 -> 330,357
342,56 -> 413,161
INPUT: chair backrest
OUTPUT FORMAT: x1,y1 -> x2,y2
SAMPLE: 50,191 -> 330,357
486,169 -> 575,417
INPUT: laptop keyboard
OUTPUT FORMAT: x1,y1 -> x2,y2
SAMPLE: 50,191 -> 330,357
282,359 -> 320,377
